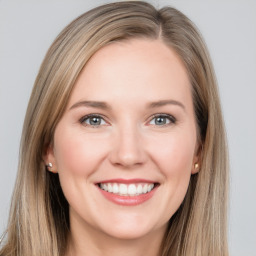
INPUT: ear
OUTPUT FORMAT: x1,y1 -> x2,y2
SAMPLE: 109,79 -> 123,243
191,144 -> 202,174
43,143 -> 58,173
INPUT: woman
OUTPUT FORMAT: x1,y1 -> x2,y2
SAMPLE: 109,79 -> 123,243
0,1 -> 229,256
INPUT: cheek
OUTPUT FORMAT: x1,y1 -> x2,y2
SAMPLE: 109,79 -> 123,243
141,130 -> 197,224
52,127 -> 111,208
53,128 -> 108,177
148,131 -> 196,176
151,131 -> 196,215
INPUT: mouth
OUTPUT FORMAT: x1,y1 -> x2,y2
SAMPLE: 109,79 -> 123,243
97,182 -> 158,196
95,179 -> 159,206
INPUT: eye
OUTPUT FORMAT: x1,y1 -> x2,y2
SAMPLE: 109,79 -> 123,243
149,114 -> 176,126
80,114 -> 107,127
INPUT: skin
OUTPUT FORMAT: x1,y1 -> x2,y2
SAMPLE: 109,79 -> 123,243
45,39 -> 199,256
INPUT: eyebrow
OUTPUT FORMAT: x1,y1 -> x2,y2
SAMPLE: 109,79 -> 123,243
69,99 -> 185,111
148,100 -> 185,110
69,101 -> 111,110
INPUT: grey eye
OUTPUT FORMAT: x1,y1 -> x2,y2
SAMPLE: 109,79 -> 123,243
81,115 -> 107,126
155,116 -> 169,125
149,114 -> 176,126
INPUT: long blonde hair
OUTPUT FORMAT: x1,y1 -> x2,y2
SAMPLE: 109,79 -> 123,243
0,2 -> 229,255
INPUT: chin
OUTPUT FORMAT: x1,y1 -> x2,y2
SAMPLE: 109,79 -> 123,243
102,226 -> 158,241
94,214 -> 166,241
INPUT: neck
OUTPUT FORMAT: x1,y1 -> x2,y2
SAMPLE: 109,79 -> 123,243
66,217 -> 166,256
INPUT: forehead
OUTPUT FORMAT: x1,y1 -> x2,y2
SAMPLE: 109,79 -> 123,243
68,39 -> 192,108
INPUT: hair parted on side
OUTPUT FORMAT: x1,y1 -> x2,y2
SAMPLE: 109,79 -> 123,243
0,1 -> 229,256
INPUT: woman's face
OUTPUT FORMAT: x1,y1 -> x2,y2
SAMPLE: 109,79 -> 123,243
46,39 -> 199,241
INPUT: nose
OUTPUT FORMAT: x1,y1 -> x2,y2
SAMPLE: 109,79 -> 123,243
109,125 -> 147,168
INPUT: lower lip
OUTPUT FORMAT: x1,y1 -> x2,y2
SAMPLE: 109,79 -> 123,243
97,186 -> 158,206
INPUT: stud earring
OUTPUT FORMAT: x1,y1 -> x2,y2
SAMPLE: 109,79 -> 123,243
194,163 -> 199,169
45,162 -> 57,173
46,163 -> 53,168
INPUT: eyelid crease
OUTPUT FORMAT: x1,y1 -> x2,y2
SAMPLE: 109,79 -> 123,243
151,113 -> 176,119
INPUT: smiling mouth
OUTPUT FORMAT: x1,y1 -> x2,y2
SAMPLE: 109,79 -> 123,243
97,182 -> 158,197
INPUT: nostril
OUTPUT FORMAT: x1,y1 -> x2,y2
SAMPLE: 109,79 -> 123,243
109,151 -> 146,167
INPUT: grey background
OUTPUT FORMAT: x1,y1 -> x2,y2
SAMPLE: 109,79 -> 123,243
0,0 -> 255,255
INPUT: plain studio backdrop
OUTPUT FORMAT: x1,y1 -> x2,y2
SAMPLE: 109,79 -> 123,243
0,0 -> 255,255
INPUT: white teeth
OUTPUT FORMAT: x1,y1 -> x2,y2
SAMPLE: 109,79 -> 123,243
148,184 -> 154,192
128,184 -> 136,195
137,184 -> 142,194
119,184 -> 127,195
99,183 -> 155,196
142,184 -> 148,194
113,183 -> 119,193
107,183 -> 113,193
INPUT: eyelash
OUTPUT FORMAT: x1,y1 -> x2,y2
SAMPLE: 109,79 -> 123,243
79,114 -> 108,128
149,114 -> 176,126
79,113 -> 176,128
